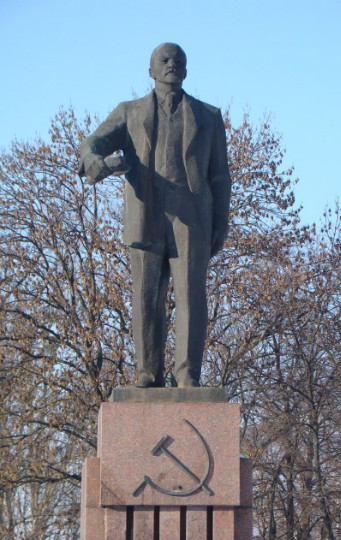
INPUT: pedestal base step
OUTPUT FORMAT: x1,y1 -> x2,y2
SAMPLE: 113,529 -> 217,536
80,398 -> 253,539
80,457 -> 252,540
104,504 -> 252,540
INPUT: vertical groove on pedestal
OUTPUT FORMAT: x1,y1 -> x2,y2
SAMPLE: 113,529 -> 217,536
206,506 -> 213,540
154,506 -> 160,540
126,506 -> 133,540
180,506 -> 186,540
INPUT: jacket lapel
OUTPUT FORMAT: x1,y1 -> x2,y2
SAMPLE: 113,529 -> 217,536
142,90 -> 202,155
142,91 -> 156,151
183,92 -> 202,158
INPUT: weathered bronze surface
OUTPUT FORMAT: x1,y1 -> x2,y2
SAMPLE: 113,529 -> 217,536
79,43 -> 231,387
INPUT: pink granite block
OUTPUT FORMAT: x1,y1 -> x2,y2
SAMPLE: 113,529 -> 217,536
81,457 -> 101,507
159,506 -> 181,539
80,458 -> 105,540
186,507 -> 207,539
234,457 -> 253,539
234,507 -> 253,540
133,507 -> 154,539
105,507 -> 127,540
213,507 -> 234,540
98,402 -> 240,506
240,457 -> 253,507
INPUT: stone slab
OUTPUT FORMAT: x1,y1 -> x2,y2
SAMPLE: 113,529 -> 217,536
234,506 -> 253,540
240,457 -> 253,507
98,402 -> 240,506
110,387 -> 229,402
105,507 -> 127,540
213,507 -> 234,540
80,458 -> 105,540
159,506 -> 181,539
186,507 -> 207,539
235,457 -> 253,540
133,507 -> 154,539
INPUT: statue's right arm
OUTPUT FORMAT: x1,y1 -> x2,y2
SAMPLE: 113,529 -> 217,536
78,103 -> 127,184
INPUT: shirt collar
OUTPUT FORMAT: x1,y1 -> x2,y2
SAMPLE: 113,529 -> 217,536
154,87 -> 184,105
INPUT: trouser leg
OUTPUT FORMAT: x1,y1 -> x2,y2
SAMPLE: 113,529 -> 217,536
130,248 -> 170,385
169,221 -> 211,385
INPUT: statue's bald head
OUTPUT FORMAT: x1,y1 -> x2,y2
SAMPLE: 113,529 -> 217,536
150,42 -> 187,71
149,43 -> 187,90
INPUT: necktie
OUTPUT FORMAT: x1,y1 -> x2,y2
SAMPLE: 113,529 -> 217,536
166,93 -> 176,115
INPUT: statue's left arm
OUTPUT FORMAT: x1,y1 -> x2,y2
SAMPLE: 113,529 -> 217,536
78,103 -> 127,184
209,109 -> 232,257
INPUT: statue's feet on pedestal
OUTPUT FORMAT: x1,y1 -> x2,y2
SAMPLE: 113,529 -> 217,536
135,373 -> 165,388
176,376 -> 200,388
136,373 -> 200,388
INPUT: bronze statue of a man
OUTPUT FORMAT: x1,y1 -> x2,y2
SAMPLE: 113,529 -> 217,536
78,43 -> 231,388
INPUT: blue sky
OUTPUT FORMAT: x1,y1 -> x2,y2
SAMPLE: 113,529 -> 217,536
1,0 -> 340,225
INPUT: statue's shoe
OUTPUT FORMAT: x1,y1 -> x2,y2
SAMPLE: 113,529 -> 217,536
136,374 -> 155,387
176,377 -> 200,388
135,374 -> 165,388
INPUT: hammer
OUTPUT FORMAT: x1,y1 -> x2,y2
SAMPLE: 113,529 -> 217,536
151,435 -> 214,495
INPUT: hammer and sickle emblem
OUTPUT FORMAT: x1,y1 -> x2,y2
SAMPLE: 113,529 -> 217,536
132,419 -> 214,497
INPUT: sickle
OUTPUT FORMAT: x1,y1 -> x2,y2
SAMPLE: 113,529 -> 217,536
132,419 -> 214,497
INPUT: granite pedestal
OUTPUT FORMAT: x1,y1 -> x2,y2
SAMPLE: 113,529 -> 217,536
80,388 -> 252,539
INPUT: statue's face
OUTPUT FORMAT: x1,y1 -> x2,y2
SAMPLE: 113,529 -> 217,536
149,44 -> 187,87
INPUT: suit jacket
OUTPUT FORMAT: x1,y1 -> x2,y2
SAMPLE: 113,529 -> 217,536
78,91 -> 231,250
